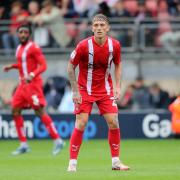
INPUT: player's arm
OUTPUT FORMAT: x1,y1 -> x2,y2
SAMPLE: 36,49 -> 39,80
113,41 -> 121,100
32,51 -> 47,77
67,62 -> 78,92
3,63 -> 18,72
67,62 -> 82,104
67,47 -> 82,104
25,45 -> 47,83
114,62 -> 121,100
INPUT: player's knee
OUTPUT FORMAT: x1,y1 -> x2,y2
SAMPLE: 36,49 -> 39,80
12,109 -> 21,117
75,119 -> 88,130
108,120 -> 119,129
34,107 -> 45,117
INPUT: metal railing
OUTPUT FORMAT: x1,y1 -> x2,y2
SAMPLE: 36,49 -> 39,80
1,18 -> 180,57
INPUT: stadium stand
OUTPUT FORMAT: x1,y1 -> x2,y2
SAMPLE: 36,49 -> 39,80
1,0 -> 180,111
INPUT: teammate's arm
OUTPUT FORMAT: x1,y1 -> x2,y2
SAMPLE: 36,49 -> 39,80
32,53 -> 47,77
32,46 -> 47,77
25,46 -> 47,83
3,63 -> 18,72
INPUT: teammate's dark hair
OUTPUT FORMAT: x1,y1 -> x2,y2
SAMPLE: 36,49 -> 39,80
17,24 -> 32,34
92,14 -> 109,24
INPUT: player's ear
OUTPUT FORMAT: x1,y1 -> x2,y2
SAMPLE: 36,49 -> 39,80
107,24 -> 110,32
91,25 -> 94,33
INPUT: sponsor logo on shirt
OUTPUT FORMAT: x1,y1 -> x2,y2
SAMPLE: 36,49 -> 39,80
88,52 -> 93,56
88,63 -> 93,69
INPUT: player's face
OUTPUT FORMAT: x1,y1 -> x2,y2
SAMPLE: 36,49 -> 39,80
18,28 -> 30,43
92,20 -> 110,39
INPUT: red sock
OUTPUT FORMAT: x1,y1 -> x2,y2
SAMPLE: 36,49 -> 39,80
108,128 -> 120,157
13,115 -> 27,142
70,128 -> 84,159
41,114 -> 59,139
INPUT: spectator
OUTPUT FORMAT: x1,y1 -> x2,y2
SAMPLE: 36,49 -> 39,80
169,96 -> 180,138
1,1 -> 28,56
58,81 -> 74,113
123,0 -> 139,17
55,0 -> 71,16
176,1 -> 180,16
160,30 -> 180,60
97,1 -> 112,17
155,0 -> 172,47
111,0 -> 130,17
166,0 -> 179,16
117,84 -> 135,109
55,0 -> 82,18
72,0 -> 99,18
0,95 -> 11,109
149,83 -> 170,109
27,0 -> 40,20
145,0 -> 158,18
131,76 -> 151,110
135,1 -> 146,23
0,2 -> 9,20
0,2 -> 9,49
31,0 -> 71,47
44,76 -> 67,111
27,0 -> 50,47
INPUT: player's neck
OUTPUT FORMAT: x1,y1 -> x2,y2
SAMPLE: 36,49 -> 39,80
21,40 -> 30,46
94,36 -> 107,46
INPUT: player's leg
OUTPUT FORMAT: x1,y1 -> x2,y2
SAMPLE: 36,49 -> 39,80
34,107 -> 64,155
28,82 -> 64,155
103,113 -> 130,170
68,113 -> 89,172
11,85 -> 30,155
67,90 -> 93,172
11,107 -> 30,155
98,95 -> 129,170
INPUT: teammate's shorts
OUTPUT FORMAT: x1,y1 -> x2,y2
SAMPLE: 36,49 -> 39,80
74,90 -> 118,115
12,82 -> 46,109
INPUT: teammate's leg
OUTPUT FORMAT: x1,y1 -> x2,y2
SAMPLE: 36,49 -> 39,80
68,113 -> 89,172
104,113 -> 129,170
35,107 -> 64,155
11,108 -> 30,155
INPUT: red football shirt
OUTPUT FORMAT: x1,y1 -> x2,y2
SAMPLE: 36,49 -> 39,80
13,41 -> 47,84
70,36 -> 121,96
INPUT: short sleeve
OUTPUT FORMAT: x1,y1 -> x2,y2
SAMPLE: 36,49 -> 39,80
113,41 -> 121,64
70,44 -> 82,66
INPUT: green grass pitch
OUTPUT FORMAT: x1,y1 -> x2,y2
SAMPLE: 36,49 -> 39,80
0,139 -> 180,180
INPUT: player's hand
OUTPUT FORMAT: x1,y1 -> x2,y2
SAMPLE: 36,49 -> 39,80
3,65 -> 12,72
114,87 -> 121,101
72,91 -> 82,104
24,73 -> 34,83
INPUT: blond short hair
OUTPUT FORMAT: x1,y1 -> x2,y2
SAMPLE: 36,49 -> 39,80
92,14 -> 109,24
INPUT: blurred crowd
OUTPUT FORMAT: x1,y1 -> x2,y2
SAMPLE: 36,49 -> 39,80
0,0 -> 180,112
0,75 -> 177,112
1,0 -> 180,20
1,0 -> 180,55
117,76 -> 177,111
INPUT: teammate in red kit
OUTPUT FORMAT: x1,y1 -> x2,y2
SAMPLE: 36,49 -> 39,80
3,24 -> 64,156
67,14 -> 130,171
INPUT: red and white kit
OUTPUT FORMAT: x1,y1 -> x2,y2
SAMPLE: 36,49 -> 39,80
12,41 -> 47,109
70,36 -> 121,114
